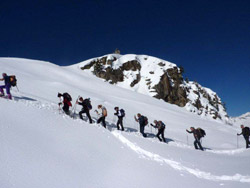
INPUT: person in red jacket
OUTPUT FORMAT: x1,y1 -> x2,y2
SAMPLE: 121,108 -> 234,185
58,93 -> 72,115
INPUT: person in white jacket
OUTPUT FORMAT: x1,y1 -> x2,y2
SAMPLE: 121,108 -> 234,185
95,105 -> 107,128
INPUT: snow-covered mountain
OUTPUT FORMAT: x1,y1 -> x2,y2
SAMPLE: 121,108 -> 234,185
229,112 -> 250,127
75,54 -> 228,121
0,57 -> 249,188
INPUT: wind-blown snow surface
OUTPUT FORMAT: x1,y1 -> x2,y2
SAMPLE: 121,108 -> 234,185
0,58 -> 249,188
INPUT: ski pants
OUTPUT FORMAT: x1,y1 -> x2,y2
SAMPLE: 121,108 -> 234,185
194,138 -> 203,151
156,128 -> 166,142
63,103 -> 70,115
0,84 -> 12,99
139,124 -> 146,137
97,116 -> 106,128
244,136 -> 250,148
79,109 -> 92,123
116,117 -> 124,130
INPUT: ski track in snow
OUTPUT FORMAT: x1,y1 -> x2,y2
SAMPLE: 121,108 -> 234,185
111,131 -> 250,183
167,140 -> 246,155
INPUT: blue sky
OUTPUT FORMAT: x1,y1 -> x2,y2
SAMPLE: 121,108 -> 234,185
0,0 -> 249,116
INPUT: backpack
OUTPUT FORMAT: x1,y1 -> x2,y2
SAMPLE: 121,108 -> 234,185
9,75 -> 17,87
197,128 -> 206,137
143,116 -> 148,126
120,109 -> 125,117
63,93 -> 72,102
244,127 -> 250,136
84,98 -> 92,110
102,107 -> 107,117
159,121 -> 165,129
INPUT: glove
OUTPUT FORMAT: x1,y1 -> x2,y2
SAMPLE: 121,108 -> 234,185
58,102 -> 62,106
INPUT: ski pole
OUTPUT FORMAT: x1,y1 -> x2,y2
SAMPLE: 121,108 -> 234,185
186,133 -> 189,145
15,85 -> 20,92
58,97 -> 62,114
95,110 -> 100,127
58,104 -> 62,114
72,96 -> 80,119
237,135 -> 239,149
112,115 -> 116,124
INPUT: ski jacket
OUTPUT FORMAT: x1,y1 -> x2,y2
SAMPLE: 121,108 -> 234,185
114,110 -> 123,118
187,129 -> 201,139
3,75 -> 11,86
97,106 -> 107,117
102,106 -> 107,117
239,127 -> 250,137
152,121 -> 165,130
138,116 -> 146,126
63,97 -> 72,107
79,100 -> 89,111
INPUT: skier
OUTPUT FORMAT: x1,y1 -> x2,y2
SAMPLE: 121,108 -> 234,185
150,120 -> 166,142
58,92 -> 72,115
76,97 -> 93,123
95,105 -> 107,128
114,107 -> 125,131
0,73 -> 12,99
186,127 -> 204,151
237,125 -> 250,148
134,113 -> 147,137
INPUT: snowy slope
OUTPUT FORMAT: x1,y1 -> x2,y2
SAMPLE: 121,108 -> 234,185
74,54 -> 228,121
230,112 -> 250,127
0,58 -> 250,188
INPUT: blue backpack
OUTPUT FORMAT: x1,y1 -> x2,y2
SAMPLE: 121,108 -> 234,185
84,98 -> 92,110
120,109 -> 125,117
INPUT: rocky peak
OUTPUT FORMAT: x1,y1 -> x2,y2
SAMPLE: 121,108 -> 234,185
77,54 -> 228,121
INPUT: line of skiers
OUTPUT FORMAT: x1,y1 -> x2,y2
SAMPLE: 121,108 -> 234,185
1,73 -> 249,151
57,92 -> 250,150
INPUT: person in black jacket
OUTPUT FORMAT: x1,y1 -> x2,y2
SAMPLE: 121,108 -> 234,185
186,127 -> 204,151
134,113 -> 147,137
58,93 -> 72,115
114,107 -> 124,131
151,120 -> 166,142
77,97 -> 93,124
237,125 -> 250,148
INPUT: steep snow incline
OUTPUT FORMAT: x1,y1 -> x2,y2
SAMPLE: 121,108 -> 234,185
0,58 -> 249,188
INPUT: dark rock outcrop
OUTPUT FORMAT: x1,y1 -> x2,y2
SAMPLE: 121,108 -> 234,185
80,54 -> 227,120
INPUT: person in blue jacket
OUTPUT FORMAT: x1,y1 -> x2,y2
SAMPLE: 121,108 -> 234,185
134,113 -> 147,137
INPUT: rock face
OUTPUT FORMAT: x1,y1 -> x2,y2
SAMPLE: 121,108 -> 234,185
153,67 -> 187,107
77,54 -> 228,121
